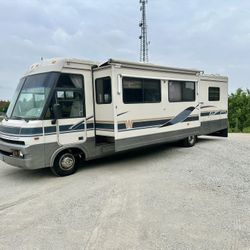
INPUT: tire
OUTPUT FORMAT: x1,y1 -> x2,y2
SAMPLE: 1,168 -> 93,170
51,152 -> 78,177
181,135 -> 197,147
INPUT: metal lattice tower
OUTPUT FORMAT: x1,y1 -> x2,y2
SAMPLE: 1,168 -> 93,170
139,0 -> 149,62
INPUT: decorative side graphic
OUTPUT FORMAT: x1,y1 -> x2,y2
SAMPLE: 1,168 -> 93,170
200,105 -> 228,117
160,107 -> 197,127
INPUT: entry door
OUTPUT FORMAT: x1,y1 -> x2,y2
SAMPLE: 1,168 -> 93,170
167,80 -> 200,129
54,74 -> 86,146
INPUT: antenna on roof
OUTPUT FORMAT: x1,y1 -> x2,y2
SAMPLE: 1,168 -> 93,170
139,0 -> 149,63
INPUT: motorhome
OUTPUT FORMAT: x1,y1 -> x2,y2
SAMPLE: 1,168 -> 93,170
0,58 -> 228,176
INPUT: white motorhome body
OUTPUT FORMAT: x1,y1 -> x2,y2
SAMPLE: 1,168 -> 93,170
0,58 -> 228,176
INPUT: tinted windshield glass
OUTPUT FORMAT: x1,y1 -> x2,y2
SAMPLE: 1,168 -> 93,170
10,72 -> 59,119
6,78 -> 25,118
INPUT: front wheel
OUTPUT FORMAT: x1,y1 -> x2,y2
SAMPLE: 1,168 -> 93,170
51,152 -> 78,176
181,135 -> 197,147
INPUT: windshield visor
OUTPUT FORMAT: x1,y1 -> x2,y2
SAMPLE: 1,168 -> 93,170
10,72 -> 59,120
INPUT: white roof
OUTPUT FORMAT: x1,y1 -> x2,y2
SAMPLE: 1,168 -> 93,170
23,57 -> 228,80
99,58 -> 202,75
200,73 -> 228,82
24,58 -> 98,76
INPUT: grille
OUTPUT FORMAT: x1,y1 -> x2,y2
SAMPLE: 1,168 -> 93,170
0,137 -> 25,145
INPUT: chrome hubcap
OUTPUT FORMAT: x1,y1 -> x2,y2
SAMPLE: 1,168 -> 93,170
59,154 -> 75,170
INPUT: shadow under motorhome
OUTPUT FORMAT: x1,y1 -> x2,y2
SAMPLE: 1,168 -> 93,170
0,58 -> 228,176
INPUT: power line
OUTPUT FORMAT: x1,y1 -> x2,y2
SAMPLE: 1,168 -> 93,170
139,0 -> 149,62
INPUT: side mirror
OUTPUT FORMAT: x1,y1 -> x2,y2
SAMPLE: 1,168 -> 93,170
52,104 -> 62,124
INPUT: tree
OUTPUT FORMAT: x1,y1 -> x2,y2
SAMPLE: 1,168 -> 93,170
0,101 -> 10,113
228,88 -> 250,132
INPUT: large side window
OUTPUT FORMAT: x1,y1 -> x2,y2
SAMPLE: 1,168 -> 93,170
123,77 -> 161,104
209,87 -> 220,101
46,74 -> 85,119
169,81 -> 195,102
95,77 -> 112,104
56,74 -> 84,118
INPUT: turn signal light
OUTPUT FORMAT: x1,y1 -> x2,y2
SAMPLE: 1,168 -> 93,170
12,150 -> 24,158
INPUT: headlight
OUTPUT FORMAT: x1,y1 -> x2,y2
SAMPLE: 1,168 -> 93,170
12,150 -> 24,158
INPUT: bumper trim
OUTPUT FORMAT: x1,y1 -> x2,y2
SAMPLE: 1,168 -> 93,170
0,141 -> 46,170
0,153 -> 36,169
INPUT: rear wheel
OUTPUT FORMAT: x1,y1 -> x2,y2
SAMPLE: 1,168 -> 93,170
181,135 -> 197,147
51,152 -> 78,176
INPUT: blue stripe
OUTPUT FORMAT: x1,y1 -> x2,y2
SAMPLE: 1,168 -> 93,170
0,112 -> 205,136
201,111 -> 228,117
44,126 -> 56,134
0,126 -> 21,135
161,107 -> 196,127
87,123 -> 94,129
0,122 -> 94,137
117,111 -> 129,117
133,119 -> 170,128
184,116 -> 199,122
118,115 -> 199,132
95,123 -> 114,130
118,124 -> 126,130
21,127 -> 43,135
201,112 -> 210,117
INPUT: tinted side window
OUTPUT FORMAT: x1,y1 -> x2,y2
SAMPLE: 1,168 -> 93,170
168,81 -> 182,102
143,79 -> 161,103
57,74 -> 83,88
45,74 -> 85,119
169,81 -> 195,102
209,87 -> 220,101
56,91 -> 84,118
95,77 -> 112,104
123,78 -> 143,103
123,77 -> 161,104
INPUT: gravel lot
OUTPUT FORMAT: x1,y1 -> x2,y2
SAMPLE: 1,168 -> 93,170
0,134 -> 249,250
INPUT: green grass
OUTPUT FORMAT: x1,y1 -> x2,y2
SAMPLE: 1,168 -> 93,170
243,127 -> 250,133
229,127 -> 250,133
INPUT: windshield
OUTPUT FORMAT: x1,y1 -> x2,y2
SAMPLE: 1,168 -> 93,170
9,72 -> 59,120
6,78 -> 25,118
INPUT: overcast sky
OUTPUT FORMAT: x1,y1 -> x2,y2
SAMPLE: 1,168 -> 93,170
0,0 -> 250,100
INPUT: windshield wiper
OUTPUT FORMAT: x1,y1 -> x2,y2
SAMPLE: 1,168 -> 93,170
11,116 -> 29,122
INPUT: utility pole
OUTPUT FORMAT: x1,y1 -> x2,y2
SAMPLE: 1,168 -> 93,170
139,0 -> 149,62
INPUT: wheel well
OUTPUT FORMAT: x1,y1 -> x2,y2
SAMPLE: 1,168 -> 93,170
52,147 -> 86,166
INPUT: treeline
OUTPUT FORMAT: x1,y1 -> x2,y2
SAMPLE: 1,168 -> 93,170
228,88 -> 250,133
0,100 -> 10,114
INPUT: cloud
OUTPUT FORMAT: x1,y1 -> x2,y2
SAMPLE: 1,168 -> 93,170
0,0 -> 249,99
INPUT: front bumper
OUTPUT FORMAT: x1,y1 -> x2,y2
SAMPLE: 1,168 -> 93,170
0,141 -> 45,170
0,153 -> 34,169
